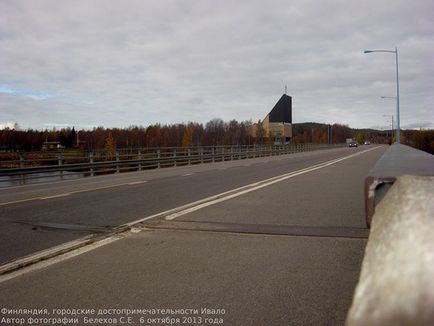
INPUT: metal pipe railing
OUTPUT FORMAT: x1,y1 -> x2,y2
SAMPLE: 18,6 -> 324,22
0,144 -> 345,185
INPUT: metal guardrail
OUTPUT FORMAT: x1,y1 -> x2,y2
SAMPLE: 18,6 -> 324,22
0,144 -> 344,185
364,143 -> 434,227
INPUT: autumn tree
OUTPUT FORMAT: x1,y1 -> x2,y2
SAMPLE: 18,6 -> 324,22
355,133 -> 365,144
238,120 -> 252,145
331,124 -> 352,143
224,120 -> 241,145
182,123 -> 195,147
59,127 -> 76,148
255,120 -> 266,145
104,132 -> 116,159
204,118 -> 225,146
90,127 -> 106,150
146,125 -> 161,147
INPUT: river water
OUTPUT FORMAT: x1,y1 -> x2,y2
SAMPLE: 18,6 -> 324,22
0,171 -> 85,188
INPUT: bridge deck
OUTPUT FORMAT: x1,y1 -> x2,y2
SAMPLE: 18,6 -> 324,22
0,146 -> 386,325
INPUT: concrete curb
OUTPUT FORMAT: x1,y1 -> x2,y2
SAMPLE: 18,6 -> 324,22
347,175 -> 434,325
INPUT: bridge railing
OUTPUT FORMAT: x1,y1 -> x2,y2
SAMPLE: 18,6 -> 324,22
364,143 -> 434,227
0,143 -> 344,186
347,144 -> 434,325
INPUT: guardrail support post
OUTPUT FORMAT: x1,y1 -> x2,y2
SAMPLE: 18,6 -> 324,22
188,149 -> 191,165
138,150 -> 142,171
58,154 -> 63,179
116,151 -> 120,173
157,149 -> 161,168
19,153 -> 24,168
19,153 -> 25,184
173,149 -> 177,167
89,152 -> 94,177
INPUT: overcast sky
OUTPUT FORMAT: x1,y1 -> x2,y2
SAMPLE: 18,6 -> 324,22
0,0 -> 433,130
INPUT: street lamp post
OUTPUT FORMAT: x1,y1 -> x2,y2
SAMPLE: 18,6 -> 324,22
364,47 -> 400,143
382,114 -> 394,144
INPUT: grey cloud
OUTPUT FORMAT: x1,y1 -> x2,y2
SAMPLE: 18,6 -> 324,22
0,0 -> 433,129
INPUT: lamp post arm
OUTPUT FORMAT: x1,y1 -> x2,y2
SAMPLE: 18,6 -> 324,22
364,50 -> 397,54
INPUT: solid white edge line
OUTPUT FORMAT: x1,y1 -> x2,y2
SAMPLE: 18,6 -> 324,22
128,146 -> 382,225
0,180 -> 149,206
120,161 -> 331,226
164,146 -> 381,220
0,236 -> 121,284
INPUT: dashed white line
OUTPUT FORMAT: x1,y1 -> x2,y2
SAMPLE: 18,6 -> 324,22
181,173 -> 194,177
39,193 -> 71,200
128,181 -> 148,185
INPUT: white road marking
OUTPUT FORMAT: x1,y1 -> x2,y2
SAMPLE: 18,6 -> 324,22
123,146 -> 381,224
128,181 -> 147,185
0,180 -> 148,206
0,146 -> 383,282
164,146 -> 381,220
181,173 -> 194,176
0,235 -> 122,284
39,193 -> 71,200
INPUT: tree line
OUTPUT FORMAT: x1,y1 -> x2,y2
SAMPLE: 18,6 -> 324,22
0,119 -> 253,151
1,119 -> 433,154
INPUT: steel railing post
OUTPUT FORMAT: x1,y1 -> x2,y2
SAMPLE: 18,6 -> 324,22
138,150 -> 142,171
58,154 -> 63,179
89,152 -> 94,176
116,151 -> 120,173
19,153 -> 25,184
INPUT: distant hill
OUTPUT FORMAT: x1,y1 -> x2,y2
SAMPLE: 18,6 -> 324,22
293,122 -> 385,134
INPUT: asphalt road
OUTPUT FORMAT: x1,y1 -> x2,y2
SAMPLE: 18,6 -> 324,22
0,145 -> 384,264
0,145 -> 386,325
